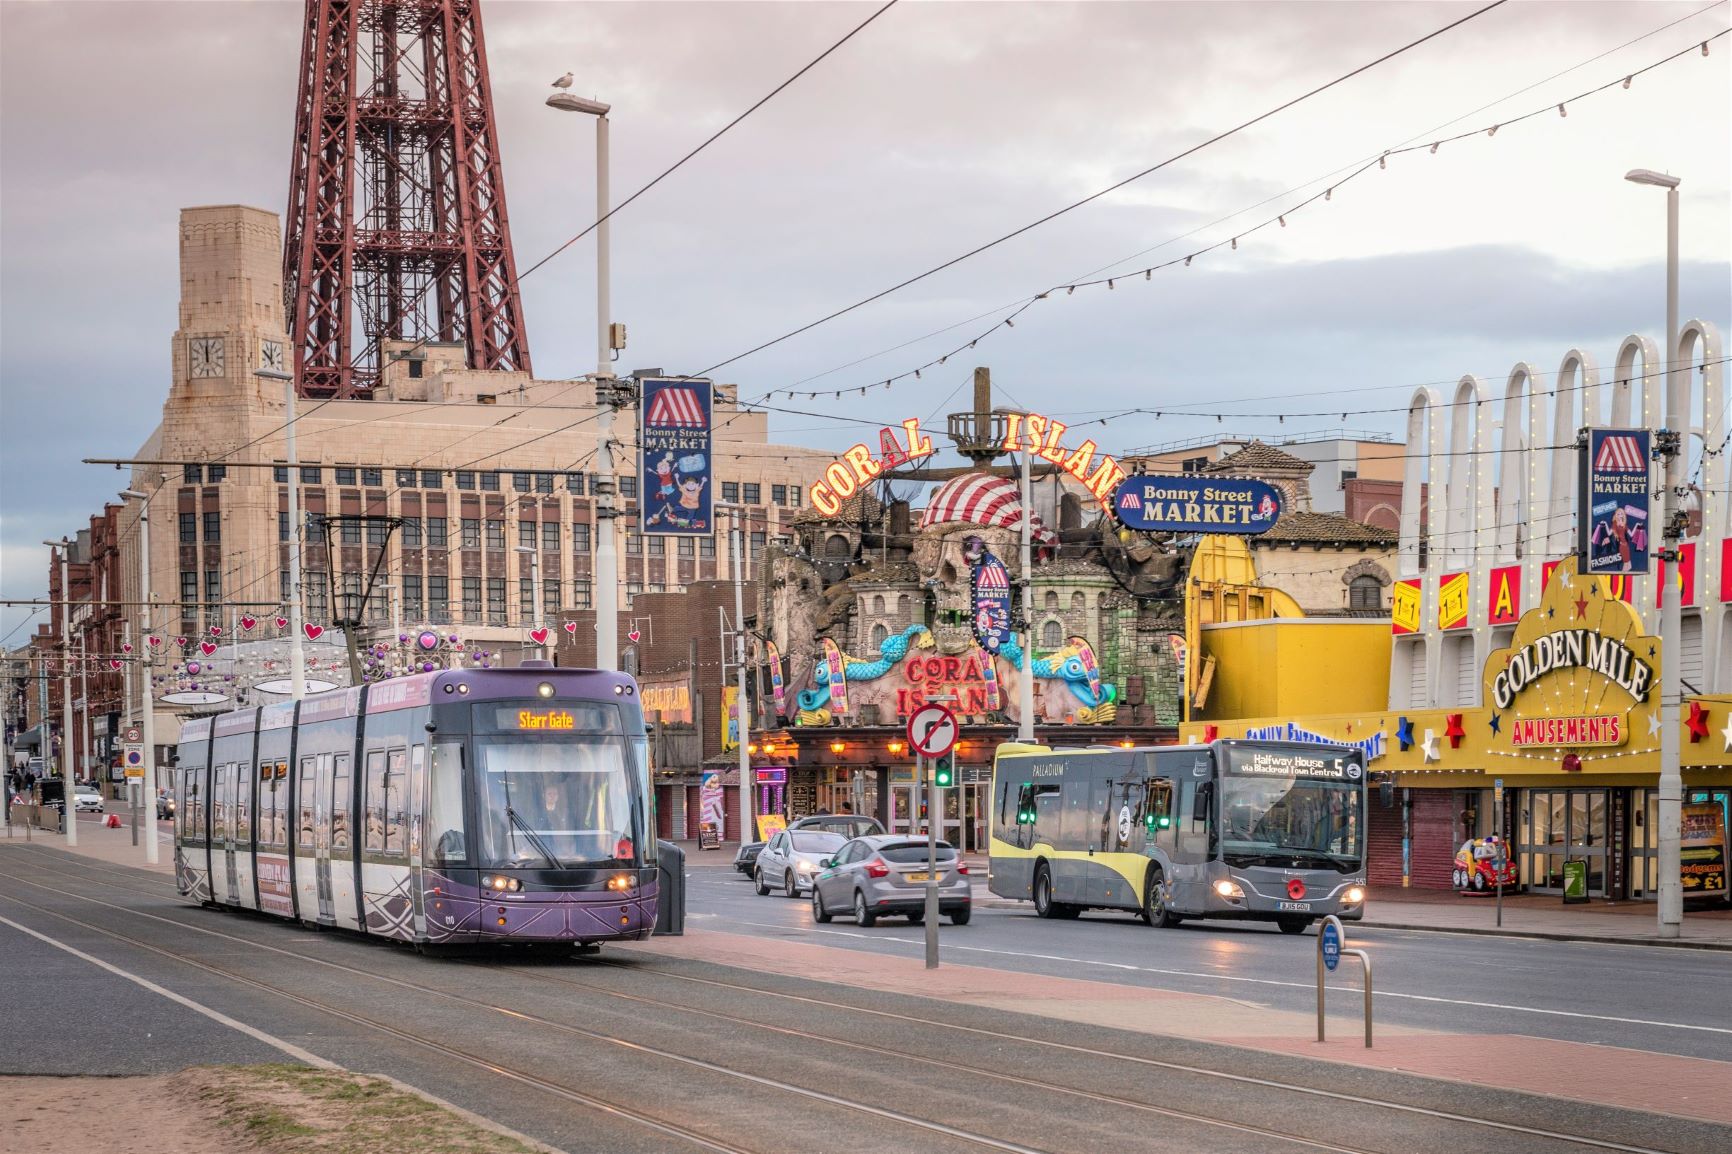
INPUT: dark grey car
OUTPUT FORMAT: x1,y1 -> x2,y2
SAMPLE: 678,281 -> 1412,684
810,834 -> 971,926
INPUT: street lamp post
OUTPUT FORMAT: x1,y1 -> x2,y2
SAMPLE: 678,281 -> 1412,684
547,87 -> 620,672
515,546 -> 544,660
120,486 -> 160,864
44,538 -> 76,846
256,367 -> 307,699
1625,168 -> 1684,939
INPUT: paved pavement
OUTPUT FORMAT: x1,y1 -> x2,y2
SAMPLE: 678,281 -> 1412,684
5,837 -> 1725,1153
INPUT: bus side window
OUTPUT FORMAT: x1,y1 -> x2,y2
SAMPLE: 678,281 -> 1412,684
1032,784 -> 1062,845
1146,780 -> 1173,830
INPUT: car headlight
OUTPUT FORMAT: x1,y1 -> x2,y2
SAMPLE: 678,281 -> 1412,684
1213,880 -> 1244,899
796,859 -> 816,873
1344,886 -> 1366,904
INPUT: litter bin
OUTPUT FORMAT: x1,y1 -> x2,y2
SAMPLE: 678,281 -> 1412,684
656,839 -> 685,935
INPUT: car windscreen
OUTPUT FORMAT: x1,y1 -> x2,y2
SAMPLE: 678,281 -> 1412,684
789,832 -> 844,853
879,843 -> 955,863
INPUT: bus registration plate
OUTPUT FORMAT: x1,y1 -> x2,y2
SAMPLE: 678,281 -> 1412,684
905,872 -> 932,883
1278,900 -> 1311,912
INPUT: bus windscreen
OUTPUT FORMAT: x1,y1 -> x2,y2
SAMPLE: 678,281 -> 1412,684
1218,747 -> 1364,868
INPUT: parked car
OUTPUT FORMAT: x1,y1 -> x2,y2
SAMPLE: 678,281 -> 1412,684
811,834 -> 971,927
156,790 -> 177,821
754,829 -> 846,898
735,814 -> 884,876
73,786 -> 104,813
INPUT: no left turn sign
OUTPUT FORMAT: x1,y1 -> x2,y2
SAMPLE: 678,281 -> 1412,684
906,703 -> 958,758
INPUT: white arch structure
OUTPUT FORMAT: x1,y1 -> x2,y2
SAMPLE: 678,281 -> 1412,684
1392,324 -> 1727,710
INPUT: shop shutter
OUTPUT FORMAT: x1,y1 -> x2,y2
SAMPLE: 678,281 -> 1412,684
1367,794 -> 1405,887
1680,614 -> 1704,691
1408,790 -> 1458,890
1407,639 -> 1428,708
1454,637 -> 1477,707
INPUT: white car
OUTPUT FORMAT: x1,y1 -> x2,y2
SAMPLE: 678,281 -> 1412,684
73,787 -> 104,813
755,829 -> 847,898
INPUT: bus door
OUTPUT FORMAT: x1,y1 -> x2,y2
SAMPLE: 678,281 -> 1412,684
1053,773 -> 1093,904
1095,774 -> 1144,908
1172,776 -> 1215,910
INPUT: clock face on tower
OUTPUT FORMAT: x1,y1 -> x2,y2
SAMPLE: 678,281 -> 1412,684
260,339 -> 285,373
189,336 -> 226,379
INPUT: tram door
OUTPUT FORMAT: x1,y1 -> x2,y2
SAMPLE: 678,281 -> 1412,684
407,744 -> 427,940
313,752 -> 335,924
218,762 -> 241,904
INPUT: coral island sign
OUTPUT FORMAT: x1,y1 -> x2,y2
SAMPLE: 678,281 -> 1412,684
1000,412 -> 1126,509
1112,475 -> 1282,534
809,420 -> 936,516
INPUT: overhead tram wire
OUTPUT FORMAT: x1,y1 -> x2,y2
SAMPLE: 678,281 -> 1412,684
690,0 -> 1512,380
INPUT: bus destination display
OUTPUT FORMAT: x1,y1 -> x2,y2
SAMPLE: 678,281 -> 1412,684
1223,748 -> 1361,780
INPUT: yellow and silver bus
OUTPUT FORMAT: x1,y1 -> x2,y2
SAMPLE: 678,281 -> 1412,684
988,740 -> 1367,933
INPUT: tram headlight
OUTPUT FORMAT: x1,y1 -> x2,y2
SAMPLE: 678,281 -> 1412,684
537,681 -> 555,698
482,875 -> 522,892
1213,880 -> 1244,899
1344,886 -> 1366,904
607,873 -> 638,891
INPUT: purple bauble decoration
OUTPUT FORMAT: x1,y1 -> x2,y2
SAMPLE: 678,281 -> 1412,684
447,634 -> 459,644
421,661 -> 435,673
186,661 -> 201,676
416,630 -> 441,651
398,633 -> 409,643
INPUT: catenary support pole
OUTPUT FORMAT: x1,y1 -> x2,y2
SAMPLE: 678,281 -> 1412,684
138,498 -> 158,864
1656,179 -> 1683,939
732,514 -> 753,845
55,543 -> 75,846
592,111 -> 620,674
1018,443 -> 1035,743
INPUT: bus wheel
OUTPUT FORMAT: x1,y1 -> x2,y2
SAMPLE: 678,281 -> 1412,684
1143,869 -> 1182,928
1033,864 -> 1059,918
1277,916 -> 1311,935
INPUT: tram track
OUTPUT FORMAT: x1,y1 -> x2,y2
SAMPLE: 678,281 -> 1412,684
0,851 -> 1709,1154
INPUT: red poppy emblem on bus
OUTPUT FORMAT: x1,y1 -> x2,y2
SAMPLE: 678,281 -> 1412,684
1286,878 -> 1306,901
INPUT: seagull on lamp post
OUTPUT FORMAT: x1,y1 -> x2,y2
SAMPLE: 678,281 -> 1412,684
552,72 -> 574,89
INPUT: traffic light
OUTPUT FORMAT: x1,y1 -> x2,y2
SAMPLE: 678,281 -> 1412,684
933,753 -> 954,788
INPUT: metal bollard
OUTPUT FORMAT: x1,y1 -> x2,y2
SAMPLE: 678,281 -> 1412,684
1316,914 -> 1374,1048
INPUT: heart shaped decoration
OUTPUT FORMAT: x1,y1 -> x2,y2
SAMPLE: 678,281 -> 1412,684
303,623 -> 324,641
239,616 -> 257,632
563,621 -> 578,635
148,636 -> 163,648
109,659 -> 123,671
121,641 -> 134,653
628,629 -> 641,644
275,616 -> 289,631
529,627 -> 549,645
174,637 -> 189,649
208,625 -> 222,637
200,641 -> 218,656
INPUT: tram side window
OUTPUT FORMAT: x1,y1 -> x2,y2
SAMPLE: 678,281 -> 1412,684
215,764 -> 230,844
181,768 -> 198,840
427,742 -> 466,864
331,755 -> 352,851
384,749 -> 407,857
234,762 -> 249,844
297,757 -> 316,849
363,750 -> 387,853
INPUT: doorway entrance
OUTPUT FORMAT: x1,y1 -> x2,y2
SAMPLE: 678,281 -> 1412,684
1523,788 -> 1610,895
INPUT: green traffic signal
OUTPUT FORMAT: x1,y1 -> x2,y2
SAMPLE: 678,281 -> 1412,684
933,754 -> 954,788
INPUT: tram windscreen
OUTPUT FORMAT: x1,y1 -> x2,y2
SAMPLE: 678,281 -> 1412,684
1218,747 -> 1364,869
475,738 -> 636,867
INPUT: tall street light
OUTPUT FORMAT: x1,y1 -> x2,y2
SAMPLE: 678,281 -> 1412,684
547,86 -> 620,672
257,367 -> 307,699
120,487 -> 161,864
43,538 -> 76,846
1625,167 -> 1684,938
515,545 -> 544,660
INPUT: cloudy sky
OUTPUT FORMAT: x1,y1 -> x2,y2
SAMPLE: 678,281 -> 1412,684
2,0 -> 1728,644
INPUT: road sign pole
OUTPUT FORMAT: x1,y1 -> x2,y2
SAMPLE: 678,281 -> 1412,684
1494,778 -> 1504,928
924,751 -> 939,968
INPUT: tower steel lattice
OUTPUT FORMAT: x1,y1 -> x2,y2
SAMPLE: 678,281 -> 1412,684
283,0 -> 533,398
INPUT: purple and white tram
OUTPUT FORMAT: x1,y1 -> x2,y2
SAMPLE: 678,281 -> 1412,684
173,665 -> 658,949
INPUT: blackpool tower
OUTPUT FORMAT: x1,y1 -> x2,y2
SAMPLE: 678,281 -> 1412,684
282,0 -> 534,398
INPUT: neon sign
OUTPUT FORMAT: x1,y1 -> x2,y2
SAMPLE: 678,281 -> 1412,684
809,421 -> 936,516
898,651 -> 1000,716
514,709 -> 575,731
999,412 -> 1126,509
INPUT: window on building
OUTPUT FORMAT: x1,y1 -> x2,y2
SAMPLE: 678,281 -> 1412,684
486,578 -> 506,625
772,484 -> 788,505
280,570 -> 291,605
367,520 -> 388,547
535,473 -> 554,494
335,467 -> 356,486
205,569 -> 221,604
479,471 -> 500,491
455,471 -> 476,490
788,486 -> 801,508
1044,590 -> 1059,611
566,472 -> 586,495
180,571 -> 197,607
361,467 -> 383,487
300,466 -> 322,484
1349,575 -> 1382,610
512,472 -> 532,491
519,578 -> 535,618
573,523 -> 590,553
700,535 -> 715,559
518,521 -> 537,549
306,571 -> 328,621
1070,591 -> 1086,611
648,582 -> 665,595
278,511 -> 290,542
420,470 -> 441,489
403,576 -> 423,621
1042,620 -> 1062,648
870,623 -> 888,648
183,464 -> 203,483
461,518 -> 479,549
572,580 -> 592,610
544,582 -> 561,614
626,532 -> 642,555
402,517 -> 422,548
541,521 -> 558,550
618,476 -> 638,499
721,481 -> 740,503
428,575 -> 449,624
648,536 -> 665,557
625,581 -> 642,607
485,520 -> 504,550
274,465 -> 289,484
208,465 -> 226,482
678,537 -> 695,558
742,482 -> 761,504
824,534 -> 849,559
200,511 -> 220,543
341,519 -> 361,545
179,512 -> 197,544
427,517 -> 447,548
396,469 -> 416,488
462,577 -> 481,619
750,530 -> 766,558
872,594 -> 886,614
1181,456 -> 1208,474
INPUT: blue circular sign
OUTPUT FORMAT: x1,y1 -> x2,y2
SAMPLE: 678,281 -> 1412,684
1320,920 -> 1342,972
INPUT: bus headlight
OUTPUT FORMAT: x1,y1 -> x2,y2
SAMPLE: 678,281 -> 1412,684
1213,880 -> 1244,899
1344,886 -> 1366,904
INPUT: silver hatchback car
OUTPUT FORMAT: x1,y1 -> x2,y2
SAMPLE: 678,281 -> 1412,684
810,834 -> 971,926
